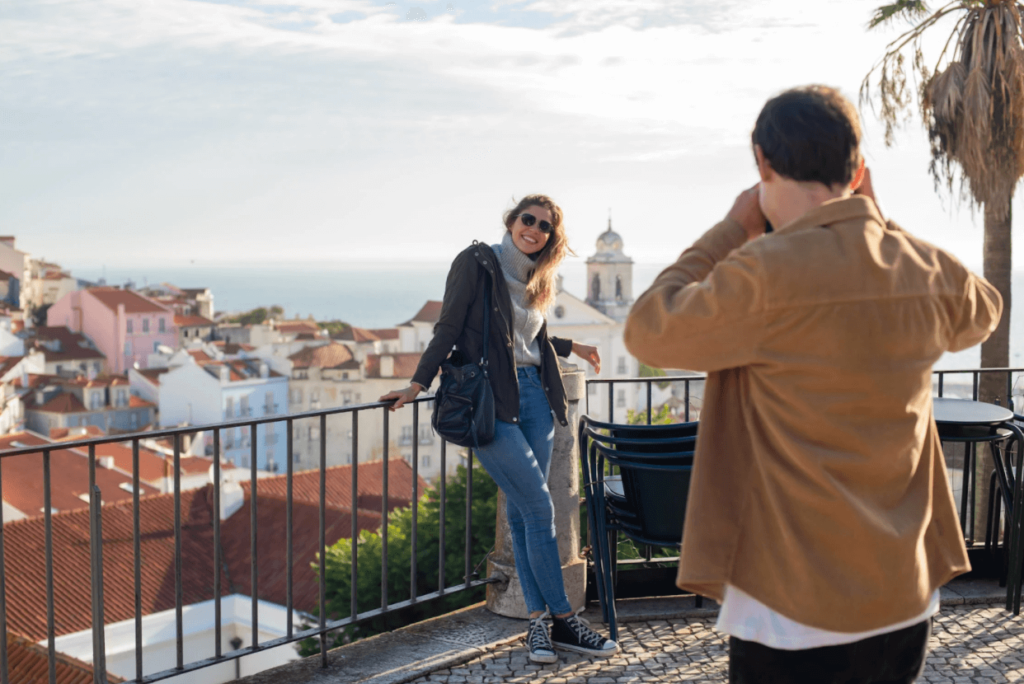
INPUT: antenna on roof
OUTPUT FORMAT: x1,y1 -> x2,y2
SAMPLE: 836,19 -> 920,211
608,208 -> 612,231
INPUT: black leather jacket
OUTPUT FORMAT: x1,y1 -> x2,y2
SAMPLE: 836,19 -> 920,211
411,241 -> 572,427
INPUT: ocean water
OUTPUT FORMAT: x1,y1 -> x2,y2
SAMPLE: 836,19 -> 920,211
66,261 -> 1024,371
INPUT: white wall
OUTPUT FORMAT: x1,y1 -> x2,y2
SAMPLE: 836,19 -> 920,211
49,595 -> 301,684
159,364 -> 221,427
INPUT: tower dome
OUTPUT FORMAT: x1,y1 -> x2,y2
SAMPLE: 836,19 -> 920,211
595,218 -> 624,255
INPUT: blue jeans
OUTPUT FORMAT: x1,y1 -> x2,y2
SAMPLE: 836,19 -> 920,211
474,366 -> 572,616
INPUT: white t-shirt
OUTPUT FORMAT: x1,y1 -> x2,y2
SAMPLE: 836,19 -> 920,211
716,584 -> 940,651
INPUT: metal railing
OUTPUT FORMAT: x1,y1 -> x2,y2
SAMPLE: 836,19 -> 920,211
0,395 -> 490,684
586,367 -> 1024,547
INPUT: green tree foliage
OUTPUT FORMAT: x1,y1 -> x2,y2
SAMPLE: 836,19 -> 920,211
298,457 -> 499,655
320,320 -> 352,336
625,403 -> 674,426
225,305 -> 286,325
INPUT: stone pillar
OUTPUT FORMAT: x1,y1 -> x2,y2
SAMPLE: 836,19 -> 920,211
486,361 -> 587,619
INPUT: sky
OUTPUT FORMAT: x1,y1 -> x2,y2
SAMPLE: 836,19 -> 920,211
1,0 -> 1016,271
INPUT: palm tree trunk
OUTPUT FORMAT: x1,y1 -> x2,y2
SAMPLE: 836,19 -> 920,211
975,199 -> 1012,543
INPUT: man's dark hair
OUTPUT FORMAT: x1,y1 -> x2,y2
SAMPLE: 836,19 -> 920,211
752,85 -> 862,187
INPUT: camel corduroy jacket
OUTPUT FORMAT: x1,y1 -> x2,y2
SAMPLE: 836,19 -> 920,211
623,195 -> 1002,632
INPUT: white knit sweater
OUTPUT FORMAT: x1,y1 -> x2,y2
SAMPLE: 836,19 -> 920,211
492,232 -> 544,367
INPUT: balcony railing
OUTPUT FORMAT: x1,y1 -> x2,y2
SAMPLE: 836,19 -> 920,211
0,395 -> 489,684
588,367 -> 1024,549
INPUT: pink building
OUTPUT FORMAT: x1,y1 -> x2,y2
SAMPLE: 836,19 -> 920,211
47,288 -> 179,374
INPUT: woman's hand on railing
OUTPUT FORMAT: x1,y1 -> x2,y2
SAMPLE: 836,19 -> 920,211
572,342 -> 601,373
380,383 -> 424,411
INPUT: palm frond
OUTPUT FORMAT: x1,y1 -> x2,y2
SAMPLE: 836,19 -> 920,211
868,0 -> 932,29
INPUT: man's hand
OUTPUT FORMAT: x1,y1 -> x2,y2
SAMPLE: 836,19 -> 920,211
853,167 -> 883,218
726,184 -> 767,241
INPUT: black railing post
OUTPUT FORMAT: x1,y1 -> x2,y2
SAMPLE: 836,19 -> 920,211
89,485 -> 108,684
132,440 -> 143,680
286,419 -> 294,639
465,450 -> 473,588
44,449 -> 56,684
173,435 -> 183,670
351,411 -> 359,621
646,381 -> 652,425
381,409 -> 389,610
319,414 -> 327,668
411,403 -> 419,603
439,439 -> 447,596
250,424 -> 259,648
212,430 -> 222,660
685,380 -> 691,422
0,456 -> 7,684
608,382 -> 614,423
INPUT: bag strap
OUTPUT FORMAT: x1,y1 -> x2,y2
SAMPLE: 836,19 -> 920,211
480,271 -> 492,371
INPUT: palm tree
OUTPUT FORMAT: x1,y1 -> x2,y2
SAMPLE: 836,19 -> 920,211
862,0 -> 1024,539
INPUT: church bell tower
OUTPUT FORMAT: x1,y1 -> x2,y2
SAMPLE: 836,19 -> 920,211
585,216 -> 634,323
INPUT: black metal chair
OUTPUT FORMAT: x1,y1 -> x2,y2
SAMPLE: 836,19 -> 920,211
579,415 -> 699,640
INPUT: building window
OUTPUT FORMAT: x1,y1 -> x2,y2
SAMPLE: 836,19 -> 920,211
241,454 -> 250,468
225,431 -> 235,449
419,425 -> 433,445
90,391 -> 103,410
265,391 -> 275,415
183,329 -> 189,338
342,372 -> 349,380
290,388 -> 302,404
240,426 -> 250,447
158,317 -> 166,333
130,412 -> 138,429
309,426 -> 320,441
617,357 -> 627,374
400,425 -> 413,446
616,390 -> 626,408
93,362 -> 101,373
225,397 -> 234,419
142,318 -> 149,333
126,320 -> 133,334
117,389 -> 128,407
344,453 -> 352,465
342,391 -> 352,406
153,341 -> 160,352
55,364 -> 62,375
240,395 -> 249,416
421,454 -> 431,469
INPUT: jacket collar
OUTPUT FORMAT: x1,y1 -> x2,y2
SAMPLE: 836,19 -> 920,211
774,195 -> 885,235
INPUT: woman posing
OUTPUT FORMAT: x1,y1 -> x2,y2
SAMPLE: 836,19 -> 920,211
381,195 -> 619,663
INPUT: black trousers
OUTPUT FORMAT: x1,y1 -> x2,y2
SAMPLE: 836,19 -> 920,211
728,619 -> 931,684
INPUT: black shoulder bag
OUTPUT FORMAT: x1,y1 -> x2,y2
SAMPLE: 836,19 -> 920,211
431,274 -> 496,449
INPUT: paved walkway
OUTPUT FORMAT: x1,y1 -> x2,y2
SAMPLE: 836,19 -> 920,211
409,603 -> 1024,683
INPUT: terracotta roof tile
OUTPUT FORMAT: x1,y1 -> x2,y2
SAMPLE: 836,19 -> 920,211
364,353 -> 423,380
288,343 -> 355,370
276,321 -> 321,335
241,458 -> 427,515
86,288 -> 171,315
0,356 -> 23,378
129,395 -> 154,408
27,393 -> 87,414
187,350 -> 212,363
333,327 -> 380,343
1,487 -> 225,641
29,328 -> 106,362
7,632 -> 123,684
134,368 -> 166,385
367,328 -> 400,341
49,426 -> 106,441
0,433 -> 160,519
402,301 -> 442,325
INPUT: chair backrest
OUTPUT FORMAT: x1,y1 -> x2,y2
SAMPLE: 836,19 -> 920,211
593,432 -> 696,544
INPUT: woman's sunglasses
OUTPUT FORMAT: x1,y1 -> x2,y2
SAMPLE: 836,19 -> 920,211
517,212 -> 554,234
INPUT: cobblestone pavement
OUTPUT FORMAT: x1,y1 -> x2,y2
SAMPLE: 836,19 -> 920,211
410,603 -> 1024,683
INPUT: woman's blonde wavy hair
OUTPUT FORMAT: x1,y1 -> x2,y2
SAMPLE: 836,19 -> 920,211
503,194 -> 574,311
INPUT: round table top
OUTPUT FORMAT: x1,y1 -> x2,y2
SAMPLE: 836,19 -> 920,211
933,397 -> 1013,426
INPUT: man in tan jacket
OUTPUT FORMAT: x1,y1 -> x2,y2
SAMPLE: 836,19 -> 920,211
624,86 -> 1002,683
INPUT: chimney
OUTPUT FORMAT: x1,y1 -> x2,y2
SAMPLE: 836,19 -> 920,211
98,456 -> 115,469
35,389 -> 44,405
380,355 -> 395,378
259,362 -> 269,378
219,365 -> 229,382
